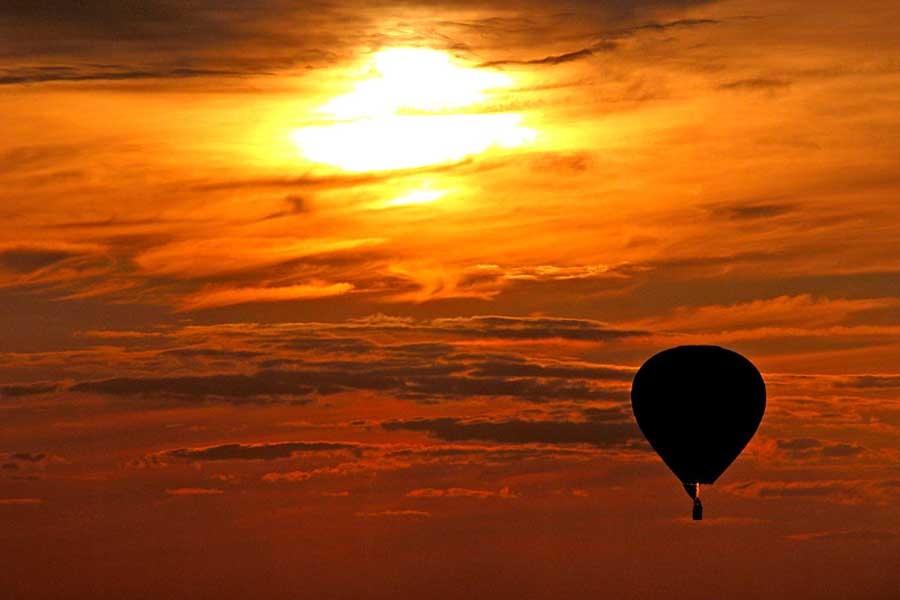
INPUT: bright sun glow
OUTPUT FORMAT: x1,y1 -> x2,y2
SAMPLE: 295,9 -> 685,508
381,187 -> 447,208
291,48 -> 536,172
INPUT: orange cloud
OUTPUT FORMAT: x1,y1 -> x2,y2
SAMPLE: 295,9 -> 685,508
179,282 -> 353,310
165,488 -> 224,496
135,238 -> 381,279
355,510 -> 430,518
407,486 -> 517,499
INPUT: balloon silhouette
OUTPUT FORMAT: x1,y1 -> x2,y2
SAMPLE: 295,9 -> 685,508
631,346 -> 766,520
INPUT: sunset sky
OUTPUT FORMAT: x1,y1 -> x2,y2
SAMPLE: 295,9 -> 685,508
2,1 -> 900,598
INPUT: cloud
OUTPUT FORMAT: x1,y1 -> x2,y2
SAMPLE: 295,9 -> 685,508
254,441 -> 606,484
0,0 -> 350,84
382,417 -> 641,447
775,438 -> 866,460
785,530 -> 900,542
263,337 -> 379,360
0,67 -> 249,86
0,242 -> 110,293
0,383 -> 58,398
407,486 -> 517,499
190,160 -> 472,193
70,372 -> 318,403
165,488 -> 224,496
259,195 -> 311,221
620,18 -> 721,33
0,452 -> 59,478
633,295 -> 900,333
395,375 -> 629,403
355,510 -> 430,518
87,314 -> 643,347
834,375 -> 900,389
776,438 -> 823,451
721,479 -> 900,502
0,498 -> 43,505
0,144 -> 83,175
134,237 -> 380,280
0,246 -> 82,273
179,282 -> 354,310
821,443 -> 866,458
476,18 -> 720,67
719,78 -> 792,91
161,348 -> 264,360
709,202 -> 795,220
64,325 -> 636,405
6,452 -> 48,463
163,441 -> 363,462
726,480 -> 853,498
467,359 -> 634,381
393,315 -> 645,342
479,48 -> 603,68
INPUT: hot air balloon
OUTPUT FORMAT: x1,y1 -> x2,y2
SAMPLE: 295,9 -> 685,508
631,346 -> 765,520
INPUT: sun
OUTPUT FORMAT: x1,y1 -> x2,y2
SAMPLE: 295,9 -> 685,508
291,48 -> 536,172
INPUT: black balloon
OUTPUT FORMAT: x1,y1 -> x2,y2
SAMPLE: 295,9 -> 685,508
631,346 -> 766,502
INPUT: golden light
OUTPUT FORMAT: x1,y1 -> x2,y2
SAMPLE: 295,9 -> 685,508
381,187 -> 447,208
291,48 -> 536,172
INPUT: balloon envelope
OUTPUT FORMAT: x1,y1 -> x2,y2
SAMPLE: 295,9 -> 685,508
631,346 -> 765,485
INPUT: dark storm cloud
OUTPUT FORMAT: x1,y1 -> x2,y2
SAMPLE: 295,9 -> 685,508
164,441 -> 363,461
382,417 -> 641,447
